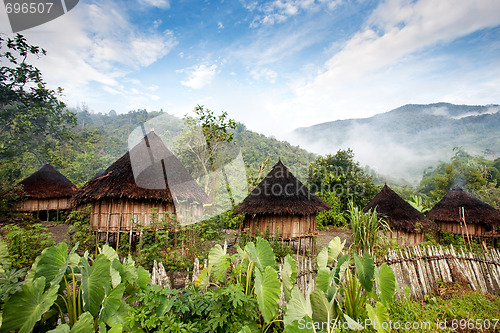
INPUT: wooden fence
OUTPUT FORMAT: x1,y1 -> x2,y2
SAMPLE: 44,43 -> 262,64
151,245 -> 500,300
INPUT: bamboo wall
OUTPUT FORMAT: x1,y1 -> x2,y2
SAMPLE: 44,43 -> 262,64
438,221 -> 490,236
390,229 -> 426,247
287,246 -> 500,300
17,197 -> 72,212
242,214 -> 316,239
153,246 -> 500,301
87,198 -> 205,232
88,199 -> 176,232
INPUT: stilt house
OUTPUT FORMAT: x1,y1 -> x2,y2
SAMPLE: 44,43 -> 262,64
363,184 -> 437,246
17,164 -> 78,221
73,131 -> 209,238
427,186 -> 500,237
234,160 -> 330,250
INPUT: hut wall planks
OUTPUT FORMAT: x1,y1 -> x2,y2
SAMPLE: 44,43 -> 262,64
88,199 -> 176,232
242,214 -> 316,239
18,197 -> 72,211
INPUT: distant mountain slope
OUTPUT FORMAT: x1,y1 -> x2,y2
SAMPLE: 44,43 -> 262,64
291,103 -> 500,183
74,109 -> 315,183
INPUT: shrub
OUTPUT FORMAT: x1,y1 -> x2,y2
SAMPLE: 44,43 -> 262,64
1,223 -> 55,269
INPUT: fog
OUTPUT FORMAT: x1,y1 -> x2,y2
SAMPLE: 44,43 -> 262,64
286,104 -> 500,185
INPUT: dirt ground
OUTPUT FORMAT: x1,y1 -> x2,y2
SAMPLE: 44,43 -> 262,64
316,226 -> 353,251
43,222 -> 69,244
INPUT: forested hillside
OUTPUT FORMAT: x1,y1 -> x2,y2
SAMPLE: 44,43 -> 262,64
3,107 -> 316,188
292,103 -> 500,182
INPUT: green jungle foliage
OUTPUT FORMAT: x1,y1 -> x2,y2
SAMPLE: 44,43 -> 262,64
390,286 -> 500,332
419,147 -> 500,208
1,223 -> 55,269
307,149 -> 380,215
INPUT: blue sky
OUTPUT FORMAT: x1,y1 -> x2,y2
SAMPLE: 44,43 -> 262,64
1,0 -> 500,138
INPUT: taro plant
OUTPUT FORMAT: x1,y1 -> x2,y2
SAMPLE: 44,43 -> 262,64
283,237 -> 396,333
0,242 -> 150,333
196,237 -> 283,332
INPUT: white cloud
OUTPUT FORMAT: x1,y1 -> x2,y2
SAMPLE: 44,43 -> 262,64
250,68 -> 278,83
138,0 -> 170,9
247,0 -> 331,27
179,64 -> 219,89
3,1 -> 177,112
285,0 -> 500,125
218,22 -> 224,30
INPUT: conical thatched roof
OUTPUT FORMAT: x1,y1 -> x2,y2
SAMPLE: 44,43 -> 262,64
427,186 -> 500,226
363,184 -> 436,232
19,164 -> 77,199
73,131 -> 209,206
234,160 -> 330,216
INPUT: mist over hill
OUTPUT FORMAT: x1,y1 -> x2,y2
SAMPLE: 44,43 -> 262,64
291,103 -> 500,184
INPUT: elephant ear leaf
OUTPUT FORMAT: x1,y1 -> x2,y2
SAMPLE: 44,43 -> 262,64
366,302 -> 390,333
0,277 -> 58,333
254,266 -> 281,323
375,263 -> 395,307
32,243 -> 76,290
81,254 -> 111,318
281,254 -> 297,303
354,252 -> 374,293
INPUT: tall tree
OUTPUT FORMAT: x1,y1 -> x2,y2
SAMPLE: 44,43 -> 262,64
307,148 -> 379,211
0,34 -> 76,183
179,105 -> 237,202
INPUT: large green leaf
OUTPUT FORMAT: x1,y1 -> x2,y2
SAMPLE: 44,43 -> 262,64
281,254 -> 297,303
366,302 -> 389,333
283,287 -> 312,326
0,277 -> 58,333
283,318 -> 315,332
104,300 -> 131,328
310,289 -> 337,325
333,253 -> 349,281
0,239 -> 10,273
68,312 -> 94,333
317,237 -> 345,267
375,264 -> 395,307
316,267 -> 332,294
99,245 -> 119,262
81,254 -> 111,318
238,326 -> 252,333
343,313 -> 364,331
354,252 -> 374,293
254,266 -> 281,323
99,283 -> 125,326
33,243 -> 78,290
245,238 -> 275,273
208,244 -> 230,281
136,266 -> 151,290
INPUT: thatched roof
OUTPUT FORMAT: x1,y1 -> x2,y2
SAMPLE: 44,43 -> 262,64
363,184 -> 436,232
19,164 -> 77,199
427,186 -> 500,226
234,160 -> 330,216
73,131 -> 209,206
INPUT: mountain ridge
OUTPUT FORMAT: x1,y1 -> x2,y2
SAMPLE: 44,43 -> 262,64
291,103 -> 500,183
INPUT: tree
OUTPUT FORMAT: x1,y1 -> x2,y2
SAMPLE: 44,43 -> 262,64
418,147 -> 491,199
0,34 -> 76,184
307,149 -> 379,212
179,105 -> 237,202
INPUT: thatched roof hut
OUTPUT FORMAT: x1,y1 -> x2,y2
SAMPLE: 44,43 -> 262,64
234,160 -> 330,245
427,186 -> 500,236
363,184 -> 437,246
17,164 -> 78,220
74,131 -> 209,232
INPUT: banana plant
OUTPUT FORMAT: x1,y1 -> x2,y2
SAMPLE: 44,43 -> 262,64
0,242 -> 149,333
